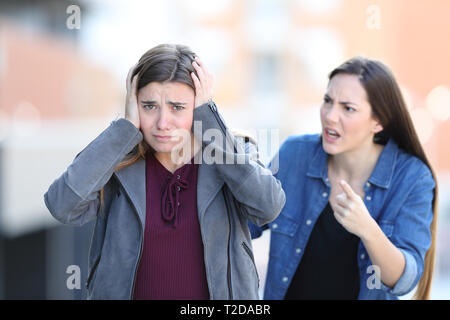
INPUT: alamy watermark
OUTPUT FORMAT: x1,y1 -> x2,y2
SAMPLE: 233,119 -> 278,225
66,5 -> 81,30
66,265 -> 81,290
163,123 -> 280,175
366,5 -> 381,30
366,265 -> 381,290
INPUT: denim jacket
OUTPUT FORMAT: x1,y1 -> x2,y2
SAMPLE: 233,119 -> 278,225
250,134 -> 435,300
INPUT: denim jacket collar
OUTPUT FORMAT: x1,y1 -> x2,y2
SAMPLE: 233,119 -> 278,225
306,136 -> 399,189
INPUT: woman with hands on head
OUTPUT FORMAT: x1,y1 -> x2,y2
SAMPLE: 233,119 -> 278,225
250,57 -> 438,300
44,44 -> 285,300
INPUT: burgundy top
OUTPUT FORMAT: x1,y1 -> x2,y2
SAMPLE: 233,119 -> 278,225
133,152 -> 210,300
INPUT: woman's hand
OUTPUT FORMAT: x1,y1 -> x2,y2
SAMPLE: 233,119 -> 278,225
333,180 -> 406,288
331,180 -> 377,239
191,57 -> 214,108
125,64 -> 140,129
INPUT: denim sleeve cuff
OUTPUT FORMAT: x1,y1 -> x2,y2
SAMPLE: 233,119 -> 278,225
379,248 -> 418,296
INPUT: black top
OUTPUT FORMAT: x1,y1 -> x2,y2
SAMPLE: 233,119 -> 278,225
284,202 -> 360,300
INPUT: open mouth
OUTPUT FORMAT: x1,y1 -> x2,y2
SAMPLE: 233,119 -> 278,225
324,128 -> 341,141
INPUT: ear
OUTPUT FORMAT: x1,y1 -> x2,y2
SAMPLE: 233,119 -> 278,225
372,121 -> 383,134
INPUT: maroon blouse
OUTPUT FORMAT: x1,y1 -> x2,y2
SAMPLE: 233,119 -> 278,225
133,152 -> 210,300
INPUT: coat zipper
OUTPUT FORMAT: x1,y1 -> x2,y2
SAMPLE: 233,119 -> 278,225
208,101 -> 237,153
85,254 -> 101,289
227,214 -> 233,299
241,241 -> 260,288
210,101 -> 235,299
85,208 -> 105,291
208,101 -> 226,133
222,187 -> 234,299
130,218 -> 144,299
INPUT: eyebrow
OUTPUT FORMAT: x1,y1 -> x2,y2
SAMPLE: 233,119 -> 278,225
140,100 -> 188,105
324,94 -> 358,106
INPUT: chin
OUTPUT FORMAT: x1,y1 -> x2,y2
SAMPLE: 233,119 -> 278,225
152,145 -> 175,154
144,139 -> 171,153
322,139 -> 341,155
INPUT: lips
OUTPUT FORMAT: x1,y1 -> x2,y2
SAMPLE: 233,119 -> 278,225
324,127 -> 341,142
326,127 -> 340,137
154,135 -> 172,141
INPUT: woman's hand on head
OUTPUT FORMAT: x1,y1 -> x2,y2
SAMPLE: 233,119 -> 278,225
191,57 -> 214,108
125,64 -> 140,129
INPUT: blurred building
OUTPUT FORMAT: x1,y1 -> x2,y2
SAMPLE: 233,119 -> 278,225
0,0 -> 119,299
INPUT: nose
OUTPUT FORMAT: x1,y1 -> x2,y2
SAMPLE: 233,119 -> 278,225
324,104 -> 339,123
156,108 -> 171,131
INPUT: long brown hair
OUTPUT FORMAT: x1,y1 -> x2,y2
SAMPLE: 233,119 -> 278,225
99,44 -> 199,209
329,57 -> 438,300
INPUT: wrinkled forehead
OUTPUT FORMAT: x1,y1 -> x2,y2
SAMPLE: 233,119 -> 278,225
138,81 -> 195,102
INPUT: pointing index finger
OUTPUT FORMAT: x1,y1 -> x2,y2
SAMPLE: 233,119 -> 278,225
339,180 -> 357,199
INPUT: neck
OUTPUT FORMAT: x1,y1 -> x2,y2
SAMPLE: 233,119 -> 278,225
154,135 -> 201,173
328,139 -> 383,184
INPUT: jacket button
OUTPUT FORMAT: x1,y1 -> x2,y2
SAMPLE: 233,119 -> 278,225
282,277 -> 288,282
296,248 -> 302,254
366,196 -> 372,201
306,220 -> 312,226
366,182 -> 371,187
360,254 -> 365,259
272,223 -> 278,229
322,192 -> 328,197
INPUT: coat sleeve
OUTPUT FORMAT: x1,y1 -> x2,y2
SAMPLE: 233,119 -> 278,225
44,118 -> 143,226
192,101 -> 286,227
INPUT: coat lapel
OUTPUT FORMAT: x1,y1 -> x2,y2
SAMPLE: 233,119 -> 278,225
113,156 -> 225,229
197,163 -> 224,221
113,158 -> 147,229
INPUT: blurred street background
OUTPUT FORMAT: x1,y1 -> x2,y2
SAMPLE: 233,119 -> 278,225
0,0 -> 449,299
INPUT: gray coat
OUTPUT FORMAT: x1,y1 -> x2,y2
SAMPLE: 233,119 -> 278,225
44,102 -> 285,300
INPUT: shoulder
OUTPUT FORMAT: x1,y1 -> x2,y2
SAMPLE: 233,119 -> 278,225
389,146 -> 436,195
279,133 -> 321,155
395,148 -> 434,181
273,134 -> 322,176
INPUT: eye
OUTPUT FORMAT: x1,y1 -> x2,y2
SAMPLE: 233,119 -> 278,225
323,96 -> 332,104
344,105 -> 356,112
143,105 -> 156,110
173,105 -> 185,111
